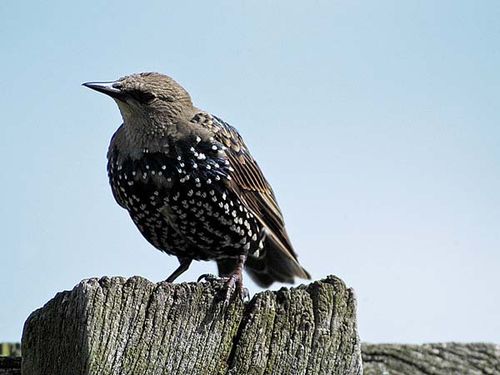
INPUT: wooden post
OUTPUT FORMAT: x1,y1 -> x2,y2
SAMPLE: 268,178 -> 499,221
21,275 -> 362,375
0,357 -> 21,375
362,343 -> 500,374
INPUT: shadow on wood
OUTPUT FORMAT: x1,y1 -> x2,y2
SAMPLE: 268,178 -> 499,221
22,275 -> 362,375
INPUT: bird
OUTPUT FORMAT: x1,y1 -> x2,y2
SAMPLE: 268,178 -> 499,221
83,72 -> 310,296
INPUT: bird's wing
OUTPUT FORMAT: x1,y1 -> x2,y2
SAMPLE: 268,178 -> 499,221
191,113 -> 303,266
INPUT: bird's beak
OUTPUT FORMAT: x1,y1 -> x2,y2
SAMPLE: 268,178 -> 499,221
82,81 -> 124,100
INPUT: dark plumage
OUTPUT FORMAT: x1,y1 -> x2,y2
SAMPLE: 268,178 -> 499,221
84,72 -> 310,291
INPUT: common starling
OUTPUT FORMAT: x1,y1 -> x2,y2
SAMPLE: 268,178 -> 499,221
83,72 -> 310,294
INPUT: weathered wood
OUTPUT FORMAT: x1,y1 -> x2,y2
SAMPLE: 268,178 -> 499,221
22,275 -> 361,375
8,342 -> 500,374
362,343 -> 500,374
0,357 -> 21,375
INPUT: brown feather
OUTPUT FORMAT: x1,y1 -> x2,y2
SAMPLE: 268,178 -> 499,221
196,114 -> 310,281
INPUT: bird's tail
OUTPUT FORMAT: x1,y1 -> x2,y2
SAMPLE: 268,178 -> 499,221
245,237 -> 311,287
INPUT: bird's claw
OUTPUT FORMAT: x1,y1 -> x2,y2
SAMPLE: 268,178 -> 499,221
197,273 -> 221,283
197,272 -> 249,304
222,272 -> 249,305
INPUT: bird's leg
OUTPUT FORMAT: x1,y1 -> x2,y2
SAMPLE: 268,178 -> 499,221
166,257 -> 192,283
223,254 -> 248,303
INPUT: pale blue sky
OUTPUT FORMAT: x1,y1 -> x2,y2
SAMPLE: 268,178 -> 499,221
1,1 -> 499,343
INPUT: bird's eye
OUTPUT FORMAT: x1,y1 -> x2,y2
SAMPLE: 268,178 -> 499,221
129,90 -> 156,104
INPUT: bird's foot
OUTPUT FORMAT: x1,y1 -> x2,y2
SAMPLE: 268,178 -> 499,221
197,272 -> 249,304
222,270 -> 249,304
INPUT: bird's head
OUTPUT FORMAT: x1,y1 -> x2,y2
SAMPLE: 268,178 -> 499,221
84,72 -> 193,138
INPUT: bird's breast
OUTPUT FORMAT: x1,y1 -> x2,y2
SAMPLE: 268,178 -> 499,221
106,138 -> 263,259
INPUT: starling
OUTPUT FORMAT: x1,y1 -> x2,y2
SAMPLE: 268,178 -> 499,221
83,72 -> 310,293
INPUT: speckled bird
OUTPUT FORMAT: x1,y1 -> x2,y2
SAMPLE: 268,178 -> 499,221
83,72 -> 310,294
